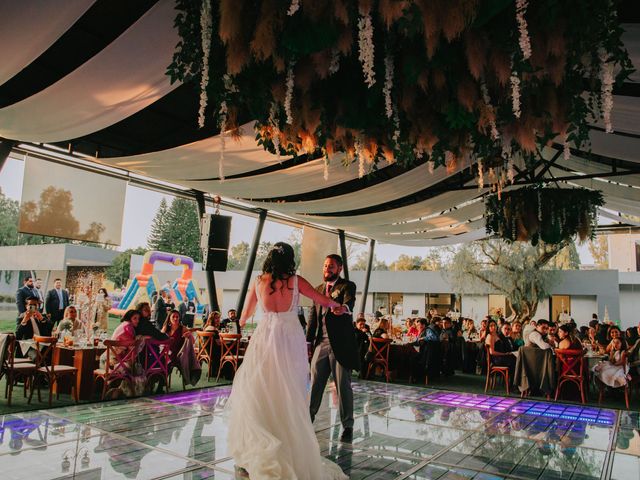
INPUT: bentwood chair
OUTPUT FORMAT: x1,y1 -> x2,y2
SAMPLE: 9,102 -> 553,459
366,338 -> 393,382
144,339 -> 171,394
29,335 -> 78,406
217,334 -> 243,381
1,333 -> 37,406
597,356 -> 631,409
196,331 -> 218,380
555,349 -> 587,404
484,344 -> 510,395
93,339 -> 138,400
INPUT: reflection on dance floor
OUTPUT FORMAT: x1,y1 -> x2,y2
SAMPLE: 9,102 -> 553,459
0,380 -> 637,479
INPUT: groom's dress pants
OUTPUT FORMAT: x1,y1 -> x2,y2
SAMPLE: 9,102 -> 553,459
309,338 -> 354,429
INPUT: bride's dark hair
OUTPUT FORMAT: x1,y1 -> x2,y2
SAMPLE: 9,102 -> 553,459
262,242 -> 296,294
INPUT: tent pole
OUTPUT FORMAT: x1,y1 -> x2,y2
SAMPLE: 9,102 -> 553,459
359,239 -> 376,315
237,209 -> 267,316
0,140 -> 16,173
195,192 -> 219,313
338,229 -> 349,281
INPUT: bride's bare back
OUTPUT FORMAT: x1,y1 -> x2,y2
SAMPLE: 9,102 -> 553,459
240,273 -> 340,324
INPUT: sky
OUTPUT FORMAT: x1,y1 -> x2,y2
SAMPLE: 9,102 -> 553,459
0,155 -> 440,262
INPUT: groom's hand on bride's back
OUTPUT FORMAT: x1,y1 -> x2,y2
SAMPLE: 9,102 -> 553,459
331,305 -> 347,316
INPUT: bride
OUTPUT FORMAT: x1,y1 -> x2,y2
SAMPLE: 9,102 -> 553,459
227,242 -> 348,480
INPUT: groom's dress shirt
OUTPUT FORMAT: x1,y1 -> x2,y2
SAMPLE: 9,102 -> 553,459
321,282 -> 335,340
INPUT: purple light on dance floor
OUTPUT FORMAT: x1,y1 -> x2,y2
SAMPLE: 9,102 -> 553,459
155,386 -> 232,406
419,392 -> 616,426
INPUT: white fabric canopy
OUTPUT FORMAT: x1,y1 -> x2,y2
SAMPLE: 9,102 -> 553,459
0,0 -> 179,142
0,0 -> 95,87
379,228 -> 488,246
599,208 -> 640,226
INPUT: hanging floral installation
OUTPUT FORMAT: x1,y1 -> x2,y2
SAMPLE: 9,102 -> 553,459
485,186 -> 604,245
168,0 -> 632,183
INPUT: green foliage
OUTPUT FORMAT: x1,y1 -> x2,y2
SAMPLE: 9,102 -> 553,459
350,251 -> 388,271
447,239 -> 565,320
145,197 -> 202,262
105,248 -> 147,288
588,236 -> 609,269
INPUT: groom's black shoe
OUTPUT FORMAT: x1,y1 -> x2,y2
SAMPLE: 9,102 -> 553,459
340,427 -> 353,442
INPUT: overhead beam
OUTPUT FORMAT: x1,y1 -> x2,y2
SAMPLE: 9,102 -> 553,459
0,140 -> 16,172
359,239 -> 376,315
338,229 -> 349,281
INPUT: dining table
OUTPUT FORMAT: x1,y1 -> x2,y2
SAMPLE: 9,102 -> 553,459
53,343 -> 106,400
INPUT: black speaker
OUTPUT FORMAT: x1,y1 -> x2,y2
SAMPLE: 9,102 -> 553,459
200,214 -> 232,271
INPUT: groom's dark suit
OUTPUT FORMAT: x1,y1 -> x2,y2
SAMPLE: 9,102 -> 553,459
307,276 -> 359,430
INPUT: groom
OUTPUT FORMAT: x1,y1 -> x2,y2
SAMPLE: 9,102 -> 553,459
307,254 -> 360,441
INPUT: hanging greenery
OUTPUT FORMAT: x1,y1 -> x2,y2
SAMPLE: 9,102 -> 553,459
485,186 -> 604,245
167,0 -> 633,179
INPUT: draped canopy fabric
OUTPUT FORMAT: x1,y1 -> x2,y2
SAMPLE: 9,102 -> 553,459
0,3 -> 638,246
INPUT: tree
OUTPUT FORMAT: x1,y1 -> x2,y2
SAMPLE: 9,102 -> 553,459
351,250 -> 388,270
106,247 -> 147,288
147,198 -> 169,250
548,240 -> 581,270
447,239 -> 567,321
145,197 -> 202,261
227,241 -> 250,270
588,235 -> 609,269
388,251 -> 443,271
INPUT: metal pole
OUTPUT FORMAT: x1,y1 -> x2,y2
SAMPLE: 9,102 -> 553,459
237,209 -> 267,315
338,229 -> 349,281
0,140 -> 16,173
195,192 -> 220,312
359,239 -> 376,315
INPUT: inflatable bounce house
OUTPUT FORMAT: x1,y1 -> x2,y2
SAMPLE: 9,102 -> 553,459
112,251 -> 207,316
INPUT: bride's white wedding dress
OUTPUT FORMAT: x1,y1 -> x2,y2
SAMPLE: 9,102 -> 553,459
227,275 -> 347,480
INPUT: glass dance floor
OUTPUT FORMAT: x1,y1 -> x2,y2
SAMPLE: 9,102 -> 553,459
0,380 -> 638,479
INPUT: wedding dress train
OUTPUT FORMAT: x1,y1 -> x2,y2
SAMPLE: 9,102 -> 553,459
227,275 -> 347,480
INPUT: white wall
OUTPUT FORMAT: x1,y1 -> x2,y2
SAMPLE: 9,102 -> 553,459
403,293 -> 425,317
620,286 -> 640,330
532,297 -> 550,321
609,234 -> 640,272
461,295 -> 486,321
570,295 -> 598,327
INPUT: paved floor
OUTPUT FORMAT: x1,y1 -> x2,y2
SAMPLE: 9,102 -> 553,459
0,380 -> 637,479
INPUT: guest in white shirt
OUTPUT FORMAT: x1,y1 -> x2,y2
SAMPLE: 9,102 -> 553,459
525,319 -> 554,350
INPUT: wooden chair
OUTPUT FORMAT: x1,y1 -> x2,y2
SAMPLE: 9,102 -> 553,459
366,338 -> 393,382
217,333 -> 243,381
144,339 -> 171,394
29,335 -> 78,406
484,344 -> 510,395
196,331 -> 217,380
1,333 -> 36,406
93,339 -> 138,400
555,349 -> 586,404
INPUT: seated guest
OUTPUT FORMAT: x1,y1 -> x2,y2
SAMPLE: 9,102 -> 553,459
511,321 -> 525,348
606,326 -> 627,353
557,324 -> 583,350
161,310 -> 197,369
492,322 -> 517,380
112,309 -> 140,342
478,318 -> 489,342
593,338 -> 629,388
578,326 -> 589,341
625,326 -> 639,348
135,302 -> 168,340
627,324 -> 640,375
587,326 -> 600,350
595,322 -> 609,350
525,319 -> 554,350
56,306 -> 83,336
179,297 -> 197,328
463,319 -> 479,341
522,318 -> 536,342
425,317 -> 442,342
372,318 -> 390,338
547,322 -> 559,348
221,308 -> 241,333
355,317 -> 371,378
16,296 -> 53,340
204,311 -> 221,333
405,318 -> 419,337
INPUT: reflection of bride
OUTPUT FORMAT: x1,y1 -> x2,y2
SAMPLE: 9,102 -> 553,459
227,242 -> 347,479
76,285 -> 93,332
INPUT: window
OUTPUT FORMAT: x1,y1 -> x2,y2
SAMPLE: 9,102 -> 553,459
488,294 -> 512,317
426,293 -> 461,316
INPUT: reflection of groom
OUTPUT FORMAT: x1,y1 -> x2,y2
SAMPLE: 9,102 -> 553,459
307,254 -> 360,441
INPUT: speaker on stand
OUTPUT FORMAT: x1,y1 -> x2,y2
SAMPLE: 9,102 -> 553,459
200,214 -> 232,271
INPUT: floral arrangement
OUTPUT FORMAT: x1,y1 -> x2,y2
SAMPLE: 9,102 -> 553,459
167,0 -> 632,183
484,186 -> 604,245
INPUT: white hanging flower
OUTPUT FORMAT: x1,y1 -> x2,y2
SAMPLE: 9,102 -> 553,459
197,0 -> 212,128
477,159 -> 484,189
480,83 -> 499,140
383,54 -> 394,119
323,155 -> 330,181
501,142 -> 512,160
269,102 -> 281,163
218,101 -> 227,182
355,136 -> 365,178
285,61 -> 295,125
427,160 -> 435,175
357,12 -> 376,88
507,158 -> 515,183
510,70 -> 521,119
537,189 -> 543,221
392,111 -> 400,144
563,133 -> 571,161
516,0 -> 532,60
600,51 -> 614,133
287,0 -> 300,16
329,48 -> 341,75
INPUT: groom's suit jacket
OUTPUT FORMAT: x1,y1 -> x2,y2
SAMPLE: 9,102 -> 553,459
306,277 -> 360,371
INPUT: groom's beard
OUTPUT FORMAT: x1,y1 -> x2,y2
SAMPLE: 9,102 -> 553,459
323,273 -> 339,282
